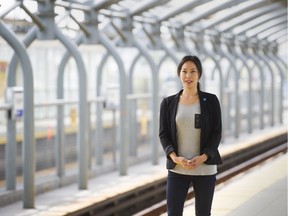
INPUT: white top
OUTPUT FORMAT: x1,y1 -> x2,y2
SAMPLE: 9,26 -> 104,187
170,103 -> 217,176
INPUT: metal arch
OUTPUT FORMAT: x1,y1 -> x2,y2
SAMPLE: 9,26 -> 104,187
270,44 -> 288,75
226,38 -> 256,133
156,53 -> 179,84
263,42 -> 285,124
219,36 -> 241,138
128,51 -> 141,157
96,34 -> 128,175
55,28 -> 89,189
9,0 -> 89,190
241,42 -> 265,130
56,34 -> 83,178
255,41 -> 275,126
130,36 -> 159,165
250,40 -> 275,127
234,41 -> 254,133
55,8 -> 111,171
113,22 -> 159,165
256,41 -> 279,126
0,21 -> 35,208
5,26 -> 37,193
111,5 -> 164,165
128,52 -> 142,93
96,51 -> 110,165
205,34 -> 225,105
219,2 -> 283,32
35,0 -> 90,190
222,3 -> 287,129
207,36 -> 229,139
221,9 -> 286,129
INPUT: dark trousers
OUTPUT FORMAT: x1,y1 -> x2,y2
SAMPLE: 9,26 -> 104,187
166,171 -> 216,216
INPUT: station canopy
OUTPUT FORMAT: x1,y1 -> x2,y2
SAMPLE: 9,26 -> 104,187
0,0 -> 287,47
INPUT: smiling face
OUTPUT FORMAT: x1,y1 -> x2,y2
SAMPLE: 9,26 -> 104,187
179,61 -> 200,89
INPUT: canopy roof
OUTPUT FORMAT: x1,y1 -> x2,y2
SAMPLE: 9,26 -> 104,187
0,0 -> 287,45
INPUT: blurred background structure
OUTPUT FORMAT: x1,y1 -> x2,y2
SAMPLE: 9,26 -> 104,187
0,0 -> 287,215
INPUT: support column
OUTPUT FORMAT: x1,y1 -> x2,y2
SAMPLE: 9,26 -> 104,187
56,28 -> 88,189
0,21 -> 35,208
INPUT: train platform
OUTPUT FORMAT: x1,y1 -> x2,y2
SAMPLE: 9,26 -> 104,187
181,153 -> 287,216
0,126 -> 287,216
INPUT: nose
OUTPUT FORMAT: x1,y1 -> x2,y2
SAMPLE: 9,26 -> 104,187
186,72 -> 192,78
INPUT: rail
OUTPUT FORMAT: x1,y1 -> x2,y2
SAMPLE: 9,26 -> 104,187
135,143 -> 287,216
65,131 -> 287,216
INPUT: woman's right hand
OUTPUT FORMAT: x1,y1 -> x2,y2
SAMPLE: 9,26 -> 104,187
174,156 -> 191,169
169,152 -> 190,169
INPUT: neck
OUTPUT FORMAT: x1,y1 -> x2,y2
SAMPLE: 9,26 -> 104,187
182,87 -> 198,97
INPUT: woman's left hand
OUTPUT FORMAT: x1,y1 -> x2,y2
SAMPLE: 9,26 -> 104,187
187,154 -> 208,169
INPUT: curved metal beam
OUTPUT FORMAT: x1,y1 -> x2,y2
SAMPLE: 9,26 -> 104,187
202,0 -> 268,30
128,52 -> 141,156
257,23 -> 287,40
181,0 -> 247,27
56,34 -> 83,177
219,2 -> 282,32
267,29 -> 287,42
233,9 -> 286,34
96,34 -> 128,175
158,0 -> 211,22
242,15 -> 287,37
96,52 -> 109,165
5,26 -> 37,196
131,36 -> 159,165
129,0 -> 169,16
0,21 -> 35,209
55,28 -> 89,189
91,0 -> 122,11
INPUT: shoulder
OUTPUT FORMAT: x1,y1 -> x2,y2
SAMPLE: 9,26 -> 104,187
199,91 -> 221,109
199,91 -> 219,102
161,90 -> 181,105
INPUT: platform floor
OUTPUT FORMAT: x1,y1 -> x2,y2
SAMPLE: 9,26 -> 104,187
181,153 -> 287,216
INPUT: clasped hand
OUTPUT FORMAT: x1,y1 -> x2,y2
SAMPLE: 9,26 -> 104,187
174,155 -> 206,169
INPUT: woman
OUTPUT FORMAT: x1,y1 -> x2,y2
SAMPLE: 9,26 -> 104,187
159,55 -> 222,216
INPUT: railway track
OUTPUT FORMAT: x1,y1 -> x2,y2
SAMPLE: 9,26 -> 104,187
134,143 -> 287,216
69,132 -> 287,216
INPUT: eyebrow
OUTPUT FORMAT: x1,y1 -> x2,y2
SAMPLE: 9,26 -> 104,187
181,68 -> 197,71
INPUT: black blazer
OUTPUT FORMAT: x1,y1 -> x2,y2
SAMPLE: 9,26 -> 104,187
159,89 -> 223,169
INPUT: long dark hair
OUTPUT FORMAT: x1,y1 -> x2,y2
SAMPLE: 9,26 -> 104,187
177,55 -> 202,90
